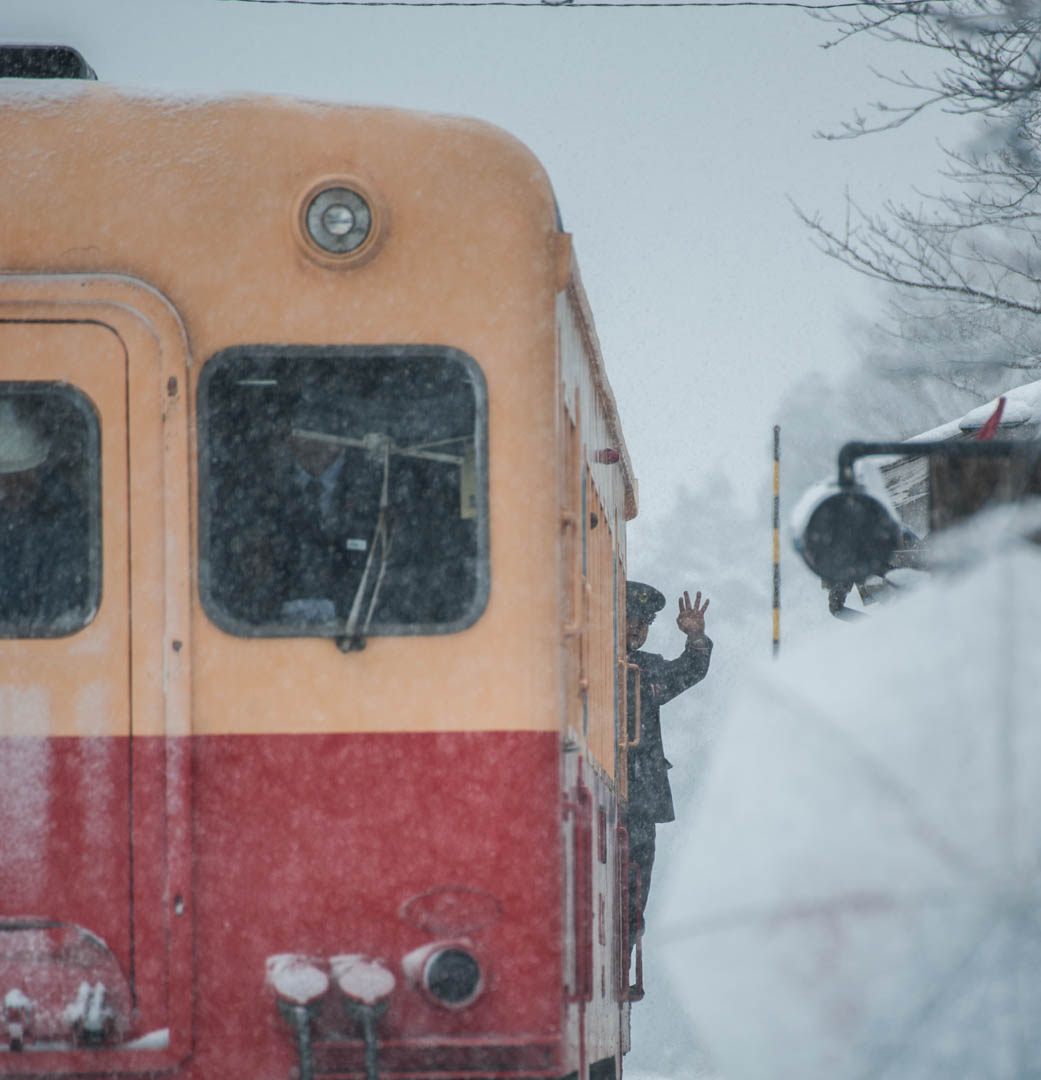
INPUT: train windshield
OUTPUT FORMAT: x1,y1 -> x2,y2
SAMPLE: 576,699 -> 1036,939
198,346 -> 488,640
0,384 -> 100,638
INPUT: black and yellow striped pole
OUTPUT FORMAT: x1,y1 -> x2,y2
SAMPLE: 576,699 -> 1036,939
772,425 -> 781,657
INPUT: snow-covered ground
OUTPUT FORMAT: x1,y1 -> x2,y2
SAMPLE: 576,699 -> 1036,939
620,437 -> 840,1079
636,502 -> 1041,1080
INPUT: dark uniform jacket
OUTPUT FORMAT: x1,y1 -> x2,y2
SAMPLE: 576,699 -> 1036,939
627,636 -> 712,823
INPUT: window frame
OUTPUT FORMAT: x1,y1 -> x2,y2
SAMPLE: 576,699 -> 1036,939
0,380 -> 102,639
196,344 -> 490,640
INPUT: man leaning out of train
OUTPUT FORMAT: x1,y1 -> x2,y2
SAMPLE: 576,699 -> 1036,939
624,580 -> 712,961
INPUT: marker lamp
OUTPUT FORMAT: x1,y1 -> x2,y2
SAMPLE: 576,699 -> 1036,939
304,187 -> 372,254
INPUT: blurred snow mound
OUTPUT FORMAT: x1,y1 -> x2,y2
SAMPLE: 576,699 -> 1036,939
657,534 -> 1041,1080
926,497 -> 1041,571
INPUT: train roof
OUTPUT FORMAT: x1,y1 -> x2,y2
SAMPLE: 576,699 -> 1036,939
905,377 -> 1041,444
1,68 -> 639,522
880,377 -> 1041,533
563,257 -> 639,521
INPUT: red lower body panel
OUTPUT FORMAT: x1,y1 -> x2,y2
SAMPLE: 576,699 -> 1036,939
192,729 -> 564,1079
1,730 -> 566,1079
2,730 -> 566,1079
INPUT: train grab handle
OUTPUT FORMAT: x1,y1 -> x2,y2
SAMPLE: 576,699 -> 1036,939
622,660 -> 641,748
563,781 -> 595,1004
561,511 -> 585,638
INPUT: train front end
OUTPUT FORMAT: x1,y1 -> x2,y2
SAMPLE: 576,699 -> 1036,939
0,69 -> 600,1080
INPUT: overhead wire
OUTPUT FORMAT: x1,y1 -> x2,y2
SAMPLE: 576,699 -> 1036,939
219,0 -> 945,9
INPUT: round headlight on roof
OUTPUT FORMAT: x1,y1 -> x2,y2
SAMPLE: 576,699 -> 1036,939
304,187 -> 372,254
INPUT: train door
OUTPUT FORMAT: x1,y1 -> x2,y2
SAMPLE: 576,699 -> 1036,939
560,379 -> 630,1079
560,386 -> 590,1078
0,281 -> 192,1070
581,465 -> 611,1061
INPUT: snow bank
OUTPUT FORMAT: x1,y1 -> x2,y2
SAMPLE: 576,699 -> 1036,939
658,524 -> 1041,1080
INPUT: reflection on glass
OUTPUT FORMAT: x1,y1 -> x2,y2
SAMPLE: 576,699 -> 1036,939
199,347 -> 487,639
0,385 -> 99,637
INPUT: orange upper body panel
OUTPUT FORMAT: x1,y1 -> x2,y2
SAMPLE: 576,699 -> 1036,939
0,84 -> 634,740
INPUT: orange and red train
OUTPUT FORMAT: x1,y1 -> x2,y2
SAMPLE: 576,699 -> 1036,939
0,44 -> 643,1080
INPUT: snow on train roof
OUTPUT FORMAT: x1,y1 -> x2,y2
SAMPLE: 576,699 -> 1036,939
0,77 -> 549,159
877,378 -> 1041,533
906,377 -> 1041,443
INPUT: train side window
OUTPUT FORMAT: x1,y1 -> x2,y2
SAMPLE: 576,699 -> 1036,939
198,346 -> 489,639
0,384 -> 101,637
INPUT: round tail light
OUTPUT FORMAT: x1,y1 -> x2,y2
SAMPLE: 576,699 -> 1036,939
423,947 -> 482,1008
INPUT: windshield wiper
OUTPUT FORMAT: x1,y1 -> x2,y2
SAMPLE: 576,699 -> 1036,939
337,434 -> 395,653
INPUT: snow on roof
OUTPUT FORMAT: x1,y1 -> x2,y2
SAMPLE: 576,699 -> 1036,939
906,378 -> 1041,444
0,80 -> 91,106
870,379 -> 1041,537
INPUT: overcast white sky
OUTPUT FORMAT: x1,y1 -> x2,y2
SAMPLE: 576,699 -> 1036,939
6,0 -> 959,545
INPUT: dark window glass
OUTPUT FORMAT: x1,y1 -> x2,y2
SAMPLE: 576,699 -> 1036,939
0,384 -> 100,637
198,347 -> 489,640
